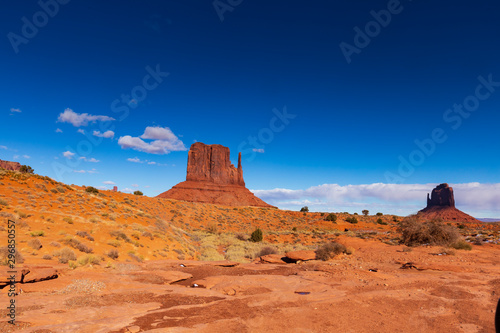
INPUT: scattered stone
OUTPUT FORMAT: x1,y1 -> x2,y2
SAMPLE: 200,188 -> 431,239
259,254 -> 287,264
285,250 -> 316,261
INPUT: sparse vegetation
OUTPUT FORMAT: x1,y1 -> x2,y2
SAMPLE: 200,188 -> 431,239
325,213 -> 337,222
0,247 -> 25,265
346,216 -> 358,224
376,218 -> 387,225
30,230 -> 45,237
106,249 -> 119,259
250,228 -> 263,242
28,238 -> 43,250
449,240 -> 472,251
20,165 -> 34,174
256,246 -> 277,257
398,217 -> 460,247
133,191 -> 143,196
376,212 -> 383,216
362,210 -> 369,216
300,206 -> 309,212
53,247 -> 77,264
85,186 -> 99,194
315,242 -> 347,261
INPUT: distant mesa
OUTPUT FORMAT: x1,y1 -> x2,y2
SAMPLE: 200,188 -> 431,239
157,142 -> 274,208
418,183 -> 478,223
0,159 -> 21,172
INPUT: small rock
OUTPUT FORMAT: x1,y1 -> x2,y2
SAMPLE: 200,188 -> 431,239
127,325 -> 140,333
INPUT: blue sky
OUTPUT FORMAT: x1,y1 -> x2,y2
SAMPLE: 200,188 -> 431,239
1,1 -> 499,217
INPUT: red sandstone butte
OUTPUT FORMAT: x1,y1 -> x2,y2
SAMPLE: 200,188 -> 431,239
157,142 -> 274,208
418,183 -> 479,223
0,159 -> 21,171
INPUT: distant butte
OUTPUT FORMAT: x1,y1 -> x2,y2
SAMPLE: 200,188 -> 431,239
418,183 -> 479,223
157,142 -> 274,208
0,159 -> 21,171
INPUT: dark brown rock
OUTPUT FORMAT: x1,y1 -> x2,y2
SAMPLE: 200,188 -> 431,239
157,142 -> 274,208
0,159 -> 21,171
426,183 -> 455,208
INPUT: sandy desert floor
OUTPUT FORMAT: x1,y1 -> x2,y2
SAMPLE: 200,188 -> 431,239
1,236 -> 499,333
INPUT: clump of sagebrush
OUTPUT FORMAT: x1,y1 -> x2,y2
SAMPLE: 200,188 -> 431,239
315,242 -> 347,261
53,247 -> 76,264
106,249 -> 119,259
85,186 -> 99,194
255,246 -> 277,257
324,213 -> 337,222
345,216 -> 358,224
449,239 -> 472,251
250,228 -> 263,242
0,247 -> 25,265
28,238 -> 43,250
398,217 -> 460,247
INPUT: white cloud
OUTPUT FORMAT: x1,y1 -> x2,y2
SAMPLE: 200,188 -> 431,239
77,129 -> 85,134
73,170 -> 86,173
132,184 -> 139,188
252,183 -> 500,218
57,108 -> 115,127
93,130 -> 114,139
147,161 -> 156,165
87,168 -> 98,174
253,148 -> 265,153
0,145 -> 7,150
79,157 -> 100,163
127,157 -> 143,163
13,155 -> 19,159
55,128 -> 63,133
118,126 -> 186,155
10,108 -> 21,113
122,188 -> 134,193
63,151 -> 75,159
22,155 -> 30,159
103,181 -> 115,185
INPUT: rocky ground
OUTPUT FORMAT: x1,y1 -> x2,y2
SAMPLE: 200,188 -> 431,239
1,236 -> 499,333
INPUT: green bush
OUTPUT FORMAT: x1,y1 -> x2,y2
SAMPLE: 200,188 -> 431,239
346,216 -> 358,224
133,191 -> 143,196
362,210 -> 369,216
376,218 -> 388,225
85,186 -> 99,194
325,213 -> 337,222
106,249 -> 119,259
250,228 -> 263,242
30,230 -> 45,237
300,206 -> 309,212
20,165 -> 34,174
376,212 -> 383,216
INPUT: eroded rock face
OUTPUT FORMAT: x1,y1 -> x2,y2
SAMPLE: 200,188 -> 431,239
186,143 -> 244,186
426,183 -> 455,208
157,142 -> 274,208
0,159 -> 21,171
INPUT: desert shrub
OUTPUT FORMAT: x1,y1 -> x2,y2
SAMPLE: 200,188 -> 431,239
133,191 -> 143,196
109,230 -> 131,242
75,242 -> 93,254
107,240 -> 121,247
53,247 -> 76,264
449,240 -> 472,251
56,185 -> 66,193
345,246 -> 355,255
256,246 -> 277,257
300,206 -> 309,212
346,216 -> 358,224
315,242 -> 347,261
392,216 -> 399,222
362,210 -> 369,216
85,186 -> 99,194
205,223 -> 218,234
50,241 -> 61,248
50,188 -> 58,194
457,224 -> 466,229
0,247 -> 25,265
63,217 -> 73,224
128,252 -> 143,262
42,254 -> 52,260
235,233 -> 247,241
77,254 -> 102,266
398,218 -> 460,246
0,199 -> 8,206
250,228 -> 263,242
76,231 -> 94,241
376,212 -> 383,216
141,231 -> 154,240
30,230 -> 45,237
20,165 -> 34,174
325,213 -> 337,222
106,249 -> 119,259
376,218 -> 387,225
28,238 -> 42,250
